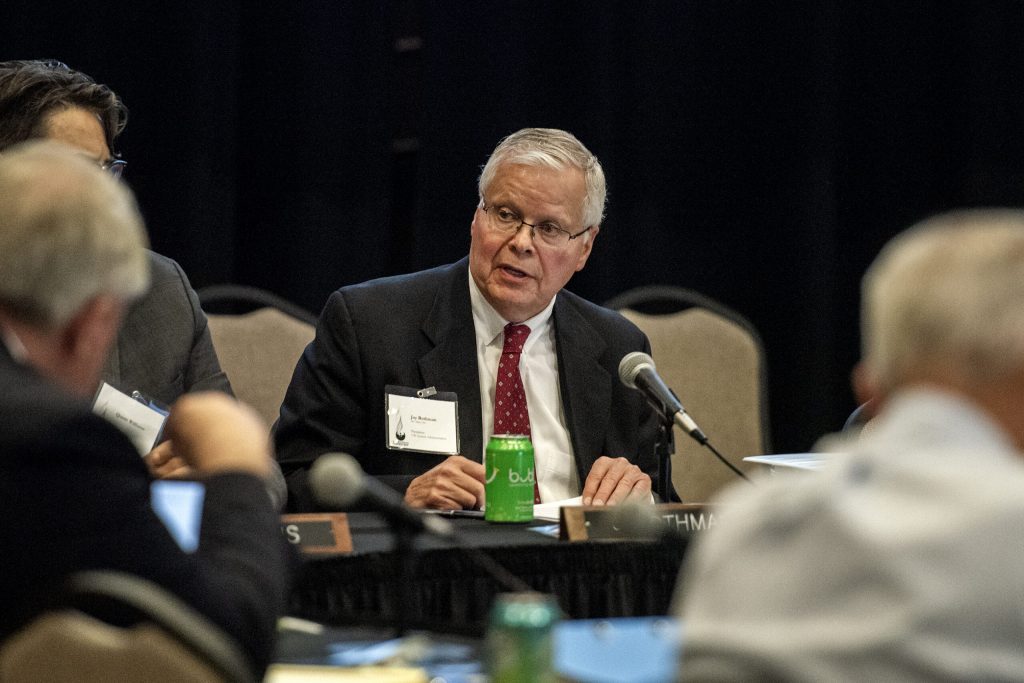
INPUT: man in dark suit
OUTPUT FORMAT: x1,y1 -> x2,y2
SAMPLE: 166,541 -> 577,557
0,141 -> 291,676
276,127 -> 666,511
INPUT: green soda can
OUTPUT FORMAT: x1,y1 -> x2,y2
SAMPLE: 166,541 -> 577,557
486,592 -> 559,683
485,434 -> 535,523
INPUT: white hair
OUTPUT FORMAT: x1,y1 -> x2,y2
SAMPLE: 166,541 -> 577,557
863,209 -> 1024,391
0,140 -> 149,328
478,127 -> 606,232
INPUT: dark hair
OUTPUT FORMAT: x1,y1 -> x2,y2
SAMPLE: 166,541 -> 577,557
0,59 -> 127,154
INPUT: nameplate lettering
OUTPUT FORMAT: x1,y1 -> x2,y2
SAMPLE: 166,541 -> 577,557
279,513 -> 353,554
559,504 -> 718,541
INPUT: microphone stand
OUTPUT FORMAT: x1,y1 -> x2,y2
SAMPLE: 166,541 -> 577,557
654,411 -> 676,503
390,524 -> 417,637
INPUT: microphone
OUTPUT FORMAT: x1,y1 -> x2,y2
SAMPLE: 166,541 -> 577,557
618,351 -> 708,445
310,452 -> 534,593
309,452 -> 454,538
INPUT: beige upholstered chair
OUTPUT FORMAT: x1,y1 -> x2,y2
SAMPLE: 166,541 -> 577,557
607,286 -> 770,503
0,572 -> 252,683
200,286 -> 317,427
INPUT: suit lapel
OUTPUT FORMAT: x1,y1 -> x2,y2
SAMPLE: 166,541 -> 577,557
553,297 -> 610,483
417,259 -> 484,462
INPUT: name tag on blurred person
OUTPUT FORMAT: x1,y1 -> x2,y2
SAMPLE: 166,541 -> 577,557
92,382 -> 167,455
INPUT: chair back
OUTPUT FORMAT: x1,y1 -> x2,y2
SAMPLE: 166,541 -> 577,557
205,308 -> 315,427
0,572 -> 252,683
606,286 -> 770,502
198,284 -> 317,326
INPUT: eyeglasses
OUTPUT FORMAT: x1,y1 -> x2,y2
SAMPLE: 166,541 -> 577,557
481,203 -> 592,248
100,158 -> 127,179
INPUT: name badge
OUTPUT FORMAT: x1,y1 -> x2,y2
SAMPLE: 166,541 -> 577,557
385,385 -> 459,455
92,382 -> 168,455
279,513 -> 353,554
560,504 -> 719,541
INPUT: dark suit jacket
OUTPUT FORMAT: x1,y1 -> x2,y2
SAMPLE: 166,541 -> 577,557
275,258 -> 666,511
103,250 -> 231,406
0,346 -> 290,675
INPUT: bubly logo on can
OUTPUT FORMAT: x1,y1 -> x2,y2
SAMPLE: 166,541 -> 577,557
485,434 -> 535,523
507,469 -> 535,485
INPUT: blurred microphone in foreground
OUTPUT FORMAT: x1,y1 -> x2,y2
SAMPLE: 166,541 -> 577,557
310,452 -> 454,538
311,452 -> 532,606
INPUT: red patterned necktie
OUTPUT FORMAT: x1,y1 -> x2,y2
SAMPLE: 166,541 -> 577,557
493,323 -> 540,502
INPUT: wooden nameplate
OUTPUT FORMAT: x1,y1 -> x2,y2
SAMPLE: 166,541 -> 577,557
280,513 -> 353,554
559,503 -> 718,541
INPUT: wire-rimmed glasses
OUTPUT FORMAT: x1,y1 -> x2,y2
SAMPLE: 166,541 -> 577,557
481,202 -> 591,248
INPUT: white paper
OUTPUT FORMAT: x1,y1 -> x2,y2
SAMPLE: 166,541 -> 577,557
386,393 -> 459,455
742,453 -> 829,471
533,495 -> 583,522
92,382 -> 167,455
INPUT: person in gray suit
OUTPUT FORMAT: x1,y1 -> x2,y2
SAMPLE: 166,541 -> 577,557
276,128 -> 667,511
0,60 -> 285,507
0,59 -> 229,402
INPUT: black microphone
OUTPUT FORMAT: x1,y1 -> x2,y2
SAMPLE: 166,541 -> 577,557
309,452 -> 454,538
618,351 -> 708,445
310,452 -> 534,593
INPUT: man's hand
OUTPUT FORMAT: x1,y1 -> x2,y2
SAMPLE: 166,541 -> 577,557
144,440 -> 193,479
162,392 -> 271,478
404,455 -> 486,510
581,456 -> 652,506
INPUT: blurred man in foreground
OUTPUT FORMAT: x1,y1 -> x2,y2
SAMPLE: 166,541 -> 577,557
0,142 -> 290,676
674,210 -> 1024,680
276,127 -> 666,511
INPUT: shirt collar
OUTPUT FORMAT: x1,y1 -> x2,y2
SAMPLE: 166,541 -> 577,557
468,270 -> 556,349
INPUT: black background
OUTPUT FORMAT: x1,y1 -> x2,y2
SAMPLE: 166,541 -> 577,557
6,1 -> 1024,454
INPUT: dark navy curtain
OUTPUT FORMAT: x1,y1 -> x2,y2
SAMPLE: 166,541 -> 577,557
6,0 -> 1024,453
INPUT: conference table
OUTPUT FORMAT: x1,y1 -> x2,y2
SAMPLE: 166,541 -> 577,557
287,512 -> 691,634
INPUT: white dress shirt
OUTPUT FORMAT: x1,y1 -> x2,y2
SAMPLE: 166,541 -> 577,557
468,274 -> 579,501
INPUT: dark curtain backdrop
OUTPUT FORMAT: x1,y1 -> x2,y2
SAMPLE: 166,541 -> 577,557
5,1 -> 1024,454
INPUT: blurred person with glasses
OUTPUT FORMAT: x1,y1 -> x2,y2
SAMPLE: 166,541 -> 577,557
0,60 -> 286,509
277,128 -> 670,512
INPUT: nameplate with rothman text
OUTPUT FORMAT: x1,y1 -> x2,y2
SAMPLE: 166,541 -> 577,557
279,513 -> 353,554
559,504 -> 719,541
